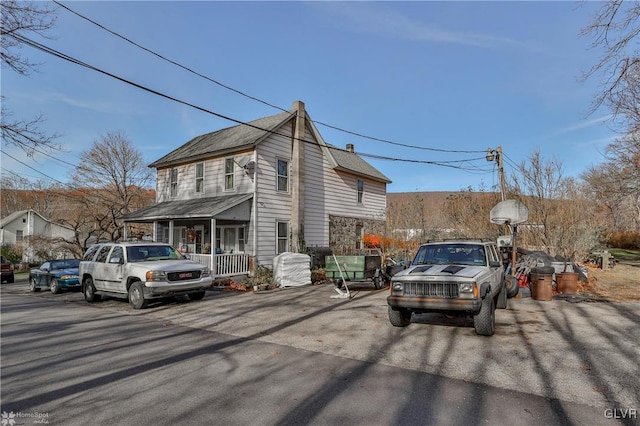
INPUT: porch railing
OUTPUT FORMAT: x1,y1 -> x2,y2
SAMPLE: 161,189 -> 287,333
188,253 -> 251,278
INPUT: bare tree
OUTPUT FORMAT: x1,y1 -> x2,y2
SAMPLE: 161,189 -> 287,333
1,0 -> 60,155
583,131 -> 640,230
508,150 -> 600,260
64,131 -> 154,252
581,0 -> 640,130
443,188 -> 502,240
0,175 -> 62,218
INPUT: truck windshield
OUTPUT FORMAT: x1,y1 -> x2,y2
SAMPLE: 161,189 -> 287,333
413,244 -> 487,266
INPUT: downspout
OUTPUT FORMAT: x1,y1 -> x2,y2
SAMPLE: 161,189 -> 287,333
291,100 -> 305,253
252,149 -> 258,275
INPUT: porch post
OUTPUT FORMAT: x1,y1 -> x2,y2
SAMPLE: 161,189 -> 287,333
210,218 -> 216,277
153,221 -> 158,241
169,221 -> 174,246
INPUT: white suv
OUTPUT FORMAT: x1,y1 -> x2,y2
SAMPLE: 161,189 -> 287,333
80,242 -> 213,309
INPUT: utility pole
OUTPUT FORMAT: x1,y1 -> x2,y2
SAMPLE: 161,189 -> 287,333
486,146 -> 506,201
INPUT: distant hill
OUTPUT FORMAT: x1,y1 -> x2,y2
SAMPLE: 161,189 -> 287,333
387,191 -> 459,211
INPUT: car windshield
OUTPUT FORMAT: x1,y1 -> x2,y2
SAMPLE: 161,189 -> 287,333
413,244 -> 487,267
50,260 -> 80,270
127,245 -> 186,262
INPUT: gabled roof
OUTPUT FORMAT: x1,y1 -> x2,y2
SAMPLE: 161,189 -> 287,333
149,102 -> 391,184
0,210 -> 30,226
149,111 -> 294,168
0,209 -> 74,231
326,144 -> 391,183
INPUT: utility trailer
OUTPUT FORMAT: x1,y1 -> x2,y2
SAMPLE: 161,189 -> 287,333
325,249 -> 384,290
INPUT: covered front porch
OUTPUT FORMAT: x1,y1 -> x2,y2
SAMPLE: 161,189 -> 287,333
121,194 -> 254,278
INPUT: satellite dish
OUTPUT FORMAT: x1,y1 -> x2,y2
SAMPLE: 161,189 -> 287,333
490,200 -> 528,225
243,160 -> 256,175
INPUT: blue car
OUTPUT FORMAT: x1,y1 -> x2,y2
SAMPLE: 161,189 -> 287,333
29,259 -> 81,294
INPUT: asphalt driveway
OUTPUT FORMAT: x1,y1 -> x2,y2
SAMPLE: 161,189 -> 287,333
3,277 -> 640,415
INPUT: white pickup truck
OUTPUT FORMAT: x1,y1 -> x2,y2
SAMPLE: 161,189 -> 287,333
387,239 -> 518,336
79,241 -> 213,309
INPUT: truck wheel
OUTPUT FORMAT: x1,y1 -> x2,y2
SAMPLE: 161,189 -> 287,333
473,296 -> 495,336
187,291 -> 206,301
83,277 -> 101,302
506,275 -> 519,298
29,278 -> 41,292
128,281 -> 148,309
388,306 -> 411,327
50,278 -> 61,294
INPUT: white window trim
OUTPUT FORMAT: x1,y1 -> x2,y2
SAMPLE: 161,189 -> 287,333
356,179 -> 364,205
224,157 -> 235,191
215,225 -> 246,253
170,167 -> 178,198
195,162 -> 205,194
276,221 -> 289,254
276,158 -> 289,193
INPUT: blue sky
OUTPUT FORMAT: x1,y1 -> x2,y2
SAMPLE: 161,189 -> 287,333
1,1 -> 618,193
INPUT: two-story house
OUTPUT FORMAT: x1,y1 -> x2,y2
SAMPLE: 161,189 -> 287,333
0,209 -> 76,262
121,101 -> 391,277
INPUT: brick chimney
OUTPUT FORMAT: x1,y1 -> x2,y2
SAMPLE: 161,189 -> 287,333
346,143 -> 354,153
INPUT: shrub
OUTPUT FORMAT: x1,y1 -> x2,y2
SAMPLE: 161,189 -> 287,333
603,231 -> 640,250
1,244 -> 22,264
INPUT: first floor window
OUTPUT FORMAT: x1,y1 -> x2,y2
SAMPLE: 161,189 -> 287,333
215,225 -> 246,253
277,221 -> 288,254
16,230 -> 23,241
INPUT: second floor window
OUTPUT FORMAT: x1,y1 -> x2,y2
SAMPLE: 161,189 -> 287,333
170,167 -> 178,197
16,230 -> 23,241
195,162 -> 204,193
277,159 -> 288,192
357,179 -> 364,204
225,158 -> 234,190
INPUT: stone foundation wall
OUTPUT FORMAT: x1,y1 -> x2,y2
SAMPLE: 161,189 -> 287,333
329,215 -> 385,255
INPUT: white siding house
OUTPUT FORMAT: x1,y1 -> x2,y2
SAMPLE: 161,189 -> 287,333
0,210 -> 76,262
122,101 -> 391,277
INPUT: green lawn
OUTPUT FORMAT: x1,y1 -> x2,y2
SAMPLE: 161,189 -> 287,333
609,248 -> 640,261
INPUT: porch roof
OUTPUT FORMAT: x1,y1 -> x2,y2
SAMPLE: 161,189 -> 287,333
121,193 -> 253,222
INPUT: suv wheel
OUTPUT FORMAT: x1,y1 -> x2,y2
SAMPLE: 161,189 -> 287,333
506,275 -> 520,298
29,278 -> 41,292
473,295 -> 496,336
83,277 -> 101,302
388,306 -> 411,327
50,278 -> 61,294
128,281 -> 148,309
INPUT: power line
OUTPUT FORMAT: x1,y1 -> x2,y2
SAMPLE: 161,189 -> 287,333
11,32 -> 489,171
1,149 -> 63,183
53,0 -> 485,155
